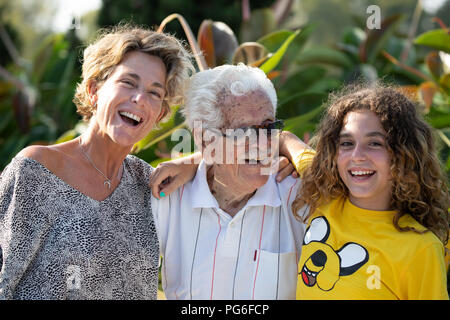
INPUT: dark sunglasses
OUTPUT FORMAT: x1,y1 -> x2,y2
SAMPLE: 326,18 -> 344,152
216,119 -> 285,140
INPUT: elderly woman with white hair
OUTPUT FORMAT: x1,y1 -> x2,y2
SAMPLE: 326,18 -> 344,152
150,64 -> 310,300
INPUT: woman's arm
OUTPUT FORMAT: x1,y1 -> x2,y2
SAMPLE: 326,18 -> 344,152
0,158 -> 50,299
149,152 -> 201,199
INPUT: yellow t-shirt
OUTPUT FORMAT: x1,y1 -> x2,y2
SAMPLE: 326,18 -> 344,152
446,243 -> 450,272
293,150 -> 449,300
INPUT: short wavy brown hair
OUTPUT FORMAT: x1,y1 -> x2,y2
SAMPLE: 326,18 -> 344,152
73,24 -> 194,122
292,82 -> 449,244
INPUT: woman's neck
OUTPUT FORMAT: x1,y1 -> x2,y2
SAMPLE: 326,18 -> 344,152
207,165 -> 256,217
80,123 -> 132,179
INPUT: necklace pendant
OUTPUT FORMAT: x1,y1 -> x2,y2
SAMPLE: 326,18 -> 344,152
104,180 -> 111,189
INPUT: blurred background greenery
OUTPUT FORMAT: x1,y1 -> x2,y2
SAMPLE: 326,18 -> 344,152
0,0 -> 450,178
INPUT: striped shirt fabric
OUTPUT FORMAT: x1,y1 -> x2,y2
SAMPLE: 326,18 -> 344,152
152,160 -> 308,300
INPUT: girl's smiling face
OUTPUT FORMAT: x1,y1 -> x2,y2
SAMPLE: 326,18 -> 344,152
337,110 -> 392,211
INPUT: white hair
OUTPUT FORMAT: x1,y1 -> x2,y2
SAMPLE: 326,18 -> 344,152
182,64 -> 277,130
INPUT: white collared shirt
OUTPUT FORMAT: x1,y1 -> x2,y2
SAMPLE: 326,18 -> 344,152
152,160 -> 307,300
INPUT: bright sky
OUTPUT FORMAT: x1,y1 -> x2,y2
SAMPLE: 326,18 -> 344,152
51,0 -> 102,32
422,0 -> 448,13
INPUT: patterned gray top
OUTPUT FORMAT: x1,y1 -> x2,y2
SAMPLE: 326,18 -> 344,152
0,155 -> 159,300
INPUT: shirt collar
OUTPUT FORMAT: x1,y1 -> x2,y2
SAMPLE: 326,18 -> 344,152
191,160 -> 281,209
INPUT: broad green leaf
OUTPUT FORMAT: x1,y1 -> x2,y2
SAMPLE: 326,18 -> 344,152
341,27 -> 366,47
426,107 -> 450,129
54,129 -> 77,144
150,157 -> 171,168
258,25 -> 315,72
133,105 -> 186,153
260,29 -> 300,74
307,77 -> 341,93
257,30 -> 293,53
359,14 -> 404,64
277,92 -> 327,120
296,47 -> 353,68
283,104 -> 324,138
276,66 -> 327,100
54,121 -> 87,144
415,29 -> 450,54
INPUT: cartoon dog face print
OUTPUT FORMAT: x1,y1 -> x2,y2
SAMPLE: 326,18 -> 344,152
300,216 -> 369,291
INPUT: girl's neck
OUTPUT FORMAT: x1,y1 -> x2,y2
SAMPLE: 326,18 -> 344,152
348,194 -> 393,211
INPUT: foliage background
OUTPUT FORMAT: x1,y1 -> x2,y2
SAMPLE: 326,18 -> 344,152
1,0 -> 449,173
0,0 -> 449,298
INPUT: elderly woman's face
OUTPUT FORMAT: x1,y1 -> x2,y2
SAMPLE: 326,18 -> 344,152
210,89 -> 276,190
91,51 -> 167,146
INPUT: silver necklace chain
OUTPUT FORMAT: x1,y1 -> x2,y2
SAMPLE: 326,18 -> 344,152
78,137 -> 121,189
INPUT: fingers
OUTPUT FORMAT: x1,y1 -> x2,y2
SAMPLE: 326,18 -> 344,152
149,168 -> 166,199
276,162 -> 296,182
275,156 -> 298,182
149,162 -> 176,199
277,156 -> 290,169
157,176 -> 182,199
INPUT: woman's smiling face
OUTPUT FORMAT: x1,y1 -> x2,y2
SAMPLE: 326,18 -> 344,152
90,51 -> 167,147
337,109 -> 393,211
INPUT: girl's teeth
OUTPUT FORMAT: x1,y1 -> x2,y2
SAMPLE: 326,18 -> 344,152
351,171 -> 374,176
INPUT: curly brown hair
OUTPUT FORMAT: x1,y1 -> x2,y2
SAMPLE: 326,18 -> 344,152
292,82 -> 449,244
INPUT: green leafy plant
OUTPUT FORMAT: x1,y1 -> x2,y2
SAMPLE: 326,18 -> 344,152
0,26 -> 81,170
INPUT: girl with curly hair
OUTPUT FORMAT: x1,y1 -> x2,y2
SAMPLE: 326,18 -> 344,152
281,82 -> 449,299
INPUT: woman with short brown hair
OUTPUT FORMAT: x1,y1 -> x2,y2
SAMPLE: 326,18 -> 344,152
0,25 -> 193,299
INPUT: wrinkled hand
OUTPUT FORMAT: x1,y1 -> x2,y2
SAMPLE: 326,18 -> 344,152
275,155 -> 299,182
149,159 -> 199,199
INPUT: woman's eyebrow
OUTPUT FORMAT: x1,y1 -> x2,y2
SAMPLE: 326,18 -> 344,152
122,72 -> 165,89
122,72 -> 140,81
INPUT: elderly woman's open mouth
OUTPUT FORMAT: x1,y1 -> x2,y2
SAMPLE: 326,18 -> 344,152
119,111 -> 143,126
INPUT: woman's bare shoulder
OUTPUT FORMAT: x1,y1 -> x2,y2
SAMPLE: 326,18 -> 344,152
17,142 -> 74,172
17,145 -> 49,160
